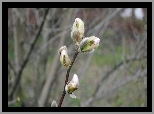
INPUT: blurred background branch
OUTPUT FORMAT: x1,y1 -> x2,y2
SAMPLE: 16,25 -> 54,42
9,8 -> 49,100
38,8 -> 74,107
8,8 -> 147,107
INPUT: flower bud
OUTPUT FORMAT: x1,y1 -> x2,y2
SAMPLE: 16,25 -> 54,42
71,18 -> 85,47
78,36 -> 100,53
51,100 -> 57,107
17,97 -> 20,102
65,74 -> 79,98
58,46 -> 71,69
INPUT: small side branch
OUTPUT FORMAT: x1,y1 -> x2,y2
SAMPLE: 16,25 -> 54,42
58,51 -> 79,107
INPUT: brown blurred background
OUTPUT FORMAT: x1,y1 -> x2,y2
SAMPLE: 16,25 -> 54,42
8,8 -> 147,107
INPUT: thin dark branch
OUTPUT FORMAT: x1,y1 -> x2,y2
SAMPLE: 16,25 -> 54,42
8,59 -> 17,76
93,55 -> 147,98
9,8 -> 50,99
58,51 -> 79,107
83,55 -> 147,106
85,69 -> 147,107
95,69 -> 147,102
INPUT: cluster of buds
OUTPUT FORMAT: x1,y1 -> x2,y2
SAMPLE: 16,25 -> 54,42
58,18 -> 100,99
65,74 -> 79,98
71,18 -> 100,53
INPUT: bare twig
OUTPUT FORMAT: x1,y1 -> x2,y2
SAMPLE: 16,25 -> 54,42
95,55 -> 147,96
52,8 -> 69,28
87,8 -> 123,36
83,68 -> 147,107
95,69 -> 147,102
58,51 -> 79,107
9,8 -> 50,99
33,29 -> 70,55
83,55 -> 147,106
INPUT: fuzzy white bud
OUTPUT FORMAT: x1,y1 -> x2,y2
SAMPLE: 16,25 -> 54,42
71,18 -> 85,48
58,46 -> 71,68
65,74 -> 79,98
51,100 -> 57,107
78,36 -> 100,53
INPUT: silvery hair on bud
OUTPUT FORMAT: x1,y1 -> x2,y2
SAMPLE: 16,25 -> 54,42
58,46 -> 67,54
77,38 -> 89,53
78,36 -> 100,53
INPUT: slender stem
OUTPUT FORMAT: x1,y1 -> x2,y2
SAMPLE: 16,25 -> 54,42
58,51 -> 79,107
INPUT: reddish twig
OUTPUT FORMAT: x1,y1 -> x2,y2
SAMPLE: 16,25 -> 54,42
58,51 -> 79,107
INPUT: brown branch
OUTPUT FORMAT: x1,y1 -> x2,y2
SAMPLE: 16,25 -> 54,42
58,51 -> 79,107
9,8 -> 50,99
